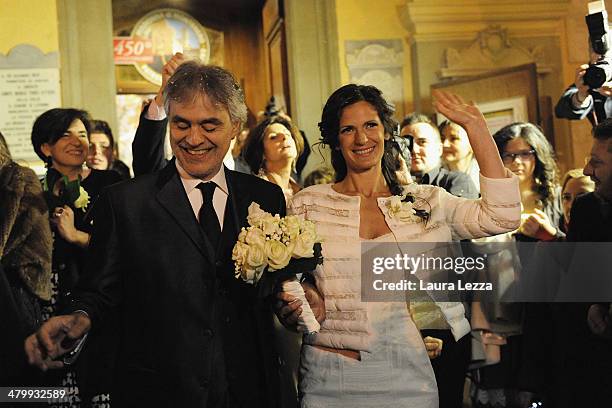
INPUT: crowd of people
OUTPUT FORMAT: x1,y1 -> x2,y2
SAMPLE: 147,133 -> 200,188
0,51 -> 611,408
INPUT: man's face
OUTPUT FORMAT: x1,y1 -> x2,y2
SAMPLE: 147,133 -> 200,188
584,138 -> 612,202
400,123 -> 442,174
169,94 -> 238,179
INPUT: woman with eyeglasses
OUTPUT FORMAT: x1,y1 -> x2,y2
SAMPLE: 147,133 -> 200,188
470,122 -> 563,408
494,122 -> 563,241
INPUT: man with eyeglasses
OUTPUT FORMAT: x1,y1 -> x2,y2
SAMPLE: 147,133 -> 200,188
400,113 -> 478,199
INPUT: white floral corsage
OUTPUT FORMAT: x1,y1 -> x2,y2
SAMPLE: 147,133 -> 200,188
386,193 -> 429,223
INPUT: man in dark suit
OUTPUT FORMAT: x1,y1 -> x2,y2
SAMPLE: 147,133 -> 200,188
25,62 -> 288,407
400,113 -> 478,199
543,118 -> 612,408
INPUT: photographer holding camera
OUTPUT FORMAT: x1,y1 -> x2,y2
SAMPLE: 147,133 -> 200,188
556,1 -> 612,126
555,52 -> 612,126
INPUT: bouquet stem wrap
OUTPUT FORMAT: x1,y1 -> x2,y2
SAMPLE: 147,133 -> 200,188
282,279 -> 320,334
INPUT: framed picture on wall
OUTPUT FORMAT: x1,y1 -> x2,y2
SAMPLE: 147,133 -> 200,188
477,96 -> 528,135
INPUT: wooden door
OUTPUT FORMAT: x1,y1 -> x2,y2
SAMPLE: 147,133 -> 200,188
430,64 -> 554,146
262,0 -> 291,115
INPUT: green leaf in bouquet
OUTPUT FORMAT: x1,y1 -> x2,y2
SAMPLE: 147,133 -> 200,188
60,175 -> 81,206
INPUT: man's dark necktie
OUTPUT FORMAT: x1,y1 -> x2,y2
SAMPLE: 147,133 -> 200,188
196,182 -> 221,250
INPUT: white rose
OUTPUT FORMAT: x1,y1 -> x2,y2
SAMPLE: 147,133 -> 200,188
283,215 -> 301,240
292,229 -> 317,258
245,227 -> 266,247
265,240 -> 292,270
245,244 -> 267,271
246,202 -> 267,227
232,241 -> 249,265
262,215 -> 281,236
74,186 -> 90,210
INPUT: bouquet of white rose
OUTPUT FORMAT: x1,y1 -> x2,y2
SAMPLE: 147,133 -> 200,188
232,202 -> 323,333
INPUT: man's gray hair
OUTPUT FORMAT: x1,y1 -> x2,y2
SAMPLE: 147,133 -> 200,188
163,61 -> 247,126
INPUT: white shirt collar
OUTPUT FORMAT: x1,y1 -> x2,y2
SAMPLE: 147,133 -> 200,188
175,161 -> 229,196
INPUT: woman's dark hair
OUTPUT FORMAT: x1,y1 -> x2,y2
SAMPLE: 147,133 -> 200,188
493,122 -> 559,206
319,84 -> 403,195
243,115 -> 304,174
90,119 -> 115,149
31,108 -> 91,162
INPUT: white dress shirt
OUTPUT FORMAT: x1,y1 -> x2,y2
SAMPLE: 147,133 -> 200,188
176,160 -> 228,229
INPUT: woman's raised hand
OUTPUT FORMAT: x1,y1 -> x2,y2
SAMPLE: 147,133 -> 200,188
432,90 -> 487,133
433,90 -> 507,179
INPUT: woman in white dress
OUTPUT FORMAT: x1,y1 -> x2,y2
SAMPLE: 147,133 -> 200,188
286,85 -> 521,407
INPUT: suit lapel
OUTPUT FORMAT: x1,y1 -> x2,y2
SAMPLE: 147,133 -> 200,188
226,169 -> 249,235
156,161 -> 216,262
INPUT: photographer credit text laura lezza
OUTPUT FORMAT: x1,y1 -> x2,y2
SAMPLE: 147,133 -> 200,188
370,254 -> 492,292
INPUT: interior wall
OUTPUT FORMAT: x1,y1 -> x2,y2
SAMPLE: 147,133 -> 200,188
334,0 -> 414,115
328,0 -> 610,172
400,0 -> 578,172
284,0 -> 341,177
0,0 -> 59,55
57,0 -> 117,133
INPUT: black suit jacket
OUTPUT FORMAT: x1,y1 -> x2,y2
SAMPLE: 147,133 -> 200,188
567,192 -> 612,242
131,108 -> 168,177
540,192 -> 612,407
71,161 -> 286,407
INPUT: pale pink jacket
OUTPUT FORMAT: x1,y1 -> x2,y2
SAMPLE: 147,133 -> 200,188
288,170 -> 521,353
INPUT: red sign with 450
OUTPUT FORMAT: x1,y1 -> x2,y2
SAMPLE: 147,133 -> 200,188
113,37 -> 154,64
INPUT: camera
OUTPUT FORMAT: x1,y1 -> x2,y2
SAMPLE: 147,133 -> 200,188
584,1 -> 612,89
